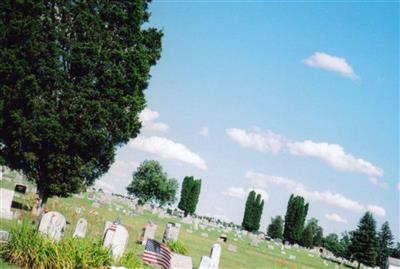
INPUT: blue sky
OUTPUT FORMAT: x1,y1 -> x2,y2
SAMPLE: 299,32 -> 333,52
98,2 -> 399,240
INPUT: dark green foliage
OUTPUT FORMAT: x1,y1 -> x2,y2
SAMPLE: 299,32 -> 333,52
338,231 -> 352,260
242,191 -> 264,232
178,176 -> 201,216
267,215 -> 284,240
323,233 -> 344,257
313,226 -> 323,247
0,1 -> 162,205
283,194 -> 309,244
390,242 -> 400,258
376,221 -> 393,269
126,160 -> 177,206
349,212 -> 378,268
2,221 -> 112,269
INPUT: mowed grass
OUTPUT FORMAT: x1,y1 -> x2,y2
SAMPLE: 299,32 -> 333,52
0,174 -> 347,269
0,193 -> 347,269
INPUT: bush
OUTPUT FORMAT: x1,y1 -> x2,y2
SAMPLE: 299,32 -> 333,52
166,240 -> 188,255
1,221 -> 112,269
117,252 -> 143,269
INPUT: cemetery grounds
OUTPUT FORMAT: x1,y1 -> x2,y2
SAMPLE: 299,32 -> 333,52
0,171 -> 349,269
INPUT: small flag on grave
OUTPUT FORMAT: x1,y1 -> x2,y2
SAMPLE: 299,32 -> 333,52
143,239 -> 172,269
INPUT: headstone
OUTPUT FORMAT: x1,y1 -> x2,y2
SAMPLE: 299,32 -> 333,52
201,232 -> 208,238
73,218 -> 88,238
0,230 -> 10,242
141,220 -> 157,246
170,253 -> 193,269
250,238 -> 260,247
289,255 -> 296,261
38,211 -> 66,240
193,219 -> 200,230
217,234 -> 227,243
0,188 -> 14,220
268,245 -> 274,250
209,244 -> 221,269
227,244 -> 237,252
162,222 -> 180,243
199,256 -> 212,269
14,184 -> 27,195
103,220 -> 129,259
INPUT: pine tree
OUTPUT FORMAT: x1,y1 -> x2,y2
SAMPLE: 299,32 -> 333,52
178,176 -> 201,216
313,226 -> 323,247
376,221 -> 393,269
283,194 -> 309,244
301,223 -> 314,248
242,191 -> 264,232
267,216 -> 284,240
349,212 -> 378,268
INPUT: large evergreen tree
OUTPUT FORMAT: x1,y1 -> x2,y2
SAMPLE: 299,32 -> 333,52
349,212 -> 378,268
0,1 -> 162,212
267,215 -> 284,240
178,176 -> 201,216
313,226 -> 323,247
283,194 -> 309,244
376,221 -> 394,269
242,191 -> 264,232
126,160 -> 177,206
301,218 -> 320,248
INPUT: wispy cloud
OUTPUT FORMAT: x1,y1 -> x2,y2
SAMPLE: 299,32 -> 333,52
245,170 -> 386,217
227,127 -> 383,180
368,177 -> 389,189
222,186 -> 269,202
325,213 -> 348,224
139,108 -> 169,133
226,128 -> 285,154
303,52 -> 358,80
129,136 -> 207,170
287,140 -> 383,178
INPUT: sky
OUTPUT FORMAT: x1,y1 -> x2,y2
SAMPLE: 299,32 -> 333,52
98,2 -> 399,240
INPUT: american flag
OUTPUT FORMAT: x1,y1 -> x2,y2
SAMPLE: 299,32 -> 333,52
108,218 -> 121,232
143,239 -> 172,269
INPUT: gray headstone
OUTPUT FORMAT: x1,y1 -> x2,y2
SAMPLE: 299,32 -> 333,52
141,220 -> 157,246
0,230 -> 10,242
162,222 -> 180,243
103,222 -> 129,259
170,253 -> 193,269
38,211 -> 66,241
73,218 -> 88,238
0,188 -> 14,220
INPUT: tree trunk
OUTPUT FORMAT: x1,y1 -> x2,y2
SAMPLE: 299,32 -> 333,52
32,189 -> 48,217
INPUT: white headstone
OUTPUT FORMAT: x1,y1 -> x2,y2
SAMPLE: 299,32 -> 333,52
162,222 -> 180,242
201,232 -> 209,238
199,256 -> 212,269
170,253 -> 193,269
103,222 -> 129,259
141,220 -> 157,246
73,218 -> 88,238
210,244 -> 221,269
38,211 -> 66,241
0,188 -> 14,219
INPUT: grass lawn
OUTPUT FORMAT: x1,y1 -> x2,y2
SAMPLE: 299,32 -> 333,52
0,175 -> 349,269
0,259 -> 21,269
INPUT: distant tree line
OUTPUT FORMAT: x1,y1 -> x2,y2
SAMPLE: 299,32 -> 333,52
264,193 -> 398,269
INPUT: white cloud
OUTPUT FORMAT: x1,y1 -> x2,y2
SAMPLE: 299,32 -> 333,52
222,186 -> 269,202
368,177 -> 389,189
139,108 -> 169,132
129,136 -> 207,170
200,127 -> 209,137
287,140 -> 383,178
250,188 -> 270,202
325,213 -> 348,224
97,159 -> 139,194
367,205 -> 386,217
226,128 -> 284,154
303,52 -> 358,80
222,187 -> 246,199
397,182 -> 400,191
245,170 -> 386,217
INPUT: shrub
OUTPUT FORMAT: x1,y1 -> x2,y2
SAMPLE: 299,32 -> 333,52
117,251 -> 143,269
1,221 -> 112,269
166,240 -> 188,255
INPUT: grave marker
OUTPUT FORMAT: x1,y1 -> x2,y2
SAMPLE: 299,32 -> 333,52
38,211 -> 66,241
73,218 -> 88,238
103,219 -> 129,259
0,188 -> 14,219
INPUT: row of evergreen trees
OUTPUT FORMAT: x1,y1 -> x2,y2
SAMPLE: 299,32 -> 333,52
241,191 -> 264,232
265,194 -> 398,269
